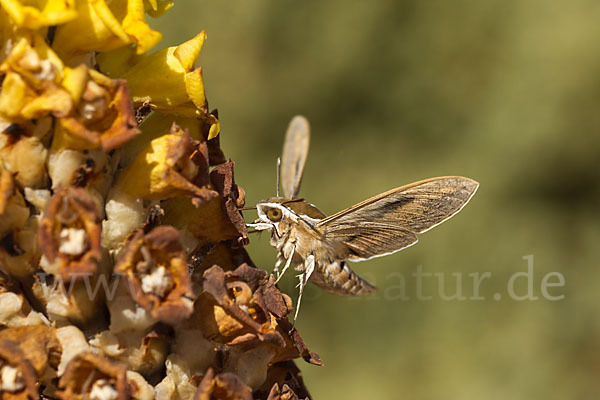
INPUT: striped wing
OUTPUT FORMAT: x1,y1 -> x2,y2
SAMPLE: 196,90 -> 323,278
318,176 -> 479,261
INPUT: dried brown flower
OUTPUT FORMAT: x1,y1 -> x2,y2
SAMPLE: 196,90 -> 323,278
57,352 -> 128,400
38,186 -> 102,280
187,264 -> 321,391
194,367 -> 253,400
55,67 -> 140,151
114,226 -> 194,325
0,325 -> 61,398
256,361 -> 312,400
161,159 -> 248,252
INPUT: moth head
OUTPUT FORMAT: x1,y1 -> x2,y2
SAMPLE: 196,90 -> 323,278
255,198 -> 296,226
248,197 -> 325,233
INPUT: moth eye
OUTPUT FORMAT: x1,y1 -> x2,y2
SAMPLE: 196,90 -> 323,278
266,208 -> 282,222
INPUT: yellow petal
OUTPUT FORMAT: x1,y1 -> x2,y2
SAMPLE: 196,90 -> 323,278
91,0 -> 130,42
122,32 -> 209,117
0,0 -> 78,29
0,72 -> 28,118
123,48 -> 192,113
96,45 -> 142,78
185,68 -> 207,111
143,0 -> 173,18
122,0 -> 162,55
173,31 -> 206,71
21,86 -> 72,119
53,0 -> 161,60
62,65 -> 89,103
207,118 -> 220,140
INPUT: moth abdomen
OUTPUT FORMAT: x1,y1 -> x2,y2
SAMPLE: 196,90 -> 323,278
310,261 -> 376,296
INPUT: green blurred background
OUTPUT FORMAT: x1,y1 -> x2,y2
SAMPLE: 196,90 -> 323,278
152,1 -> 600,398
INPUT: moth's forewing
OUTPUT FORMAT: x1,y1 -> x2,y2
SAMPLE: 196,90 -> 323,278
280,115 -> 310,199
318,177 -> 479,261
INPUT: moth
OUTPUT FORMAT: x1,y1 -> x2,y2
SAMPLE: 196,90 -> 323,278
247,116 -> 478,322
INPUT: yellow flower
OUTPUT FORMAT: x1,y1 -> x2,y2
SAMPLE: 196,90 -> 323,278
0,35 -> 72,120
52,65 -> 140,151
116,32 -> 220,139
0,0 -> 77,30
115,124 -> 218,201
53,0 -> 162,60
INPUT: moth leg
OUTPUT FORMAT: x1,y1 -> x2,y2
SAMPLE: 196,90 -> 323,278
293,254 -> 315,325
275,245 -> 295,284
273,257 -> 283,276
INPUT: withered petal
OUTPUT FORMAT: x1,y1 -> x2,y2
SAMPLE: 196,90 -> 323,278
0,325 -> 61,397
228,263 -> 267,293
253,276 -> 290,320
194,368 -> 253,400
257,361 -> 312,400
278,321 -> 323,367
58,352 -> 128,400
266,383 -> 302,400
0,165 -> 14,214
209,161 -> 248,241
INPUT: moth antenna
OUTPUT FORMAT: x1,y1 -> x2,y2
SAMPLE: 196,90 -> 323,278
276,157 -> 281,197
238,206 -> 257,211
